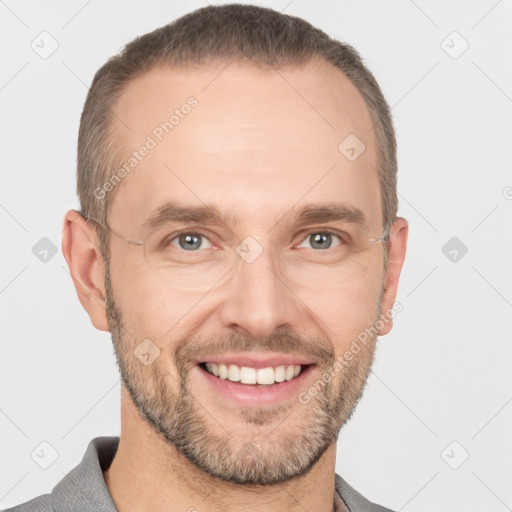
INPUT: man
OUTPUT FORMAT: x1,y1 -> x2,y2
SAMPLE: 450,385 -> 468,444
5,4 -> 408,511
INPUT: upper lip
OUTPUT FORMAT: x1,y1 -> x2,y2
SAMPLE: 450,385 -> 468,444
195,353 -> 316,369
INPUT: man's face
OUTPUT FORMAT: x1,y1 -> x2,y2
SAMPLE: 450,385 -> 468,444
105,58 -> 387,485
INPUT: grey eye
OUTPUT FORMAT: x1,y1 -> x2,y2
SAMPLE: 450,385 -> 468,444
298,232 -> 342,250
171,233 -> 212,251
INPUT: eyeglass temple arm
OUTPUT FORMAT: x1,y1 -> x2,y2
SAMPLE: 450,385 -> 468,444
82,213 -> 145,246
369,226 -> 391,244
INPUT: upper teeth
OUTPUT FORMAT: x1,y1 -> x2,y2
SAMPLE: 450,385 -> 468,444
205,363 -> 302,385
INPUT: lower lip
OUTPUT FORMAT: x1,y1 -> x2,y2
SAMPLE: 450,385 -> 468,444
194,364 -> 315,406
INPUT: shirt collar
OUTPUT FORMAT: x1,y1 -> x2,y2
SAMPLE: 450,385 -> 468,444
50,436 -> 379,512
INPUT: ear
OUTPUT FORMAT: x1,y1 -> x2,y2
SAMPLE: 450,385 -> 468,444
61,210 -> 110,332
378,217 -> 408,336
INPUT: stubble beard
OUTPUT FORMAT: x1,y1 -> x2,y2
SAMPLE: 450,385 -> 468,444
104,262 -> 382,486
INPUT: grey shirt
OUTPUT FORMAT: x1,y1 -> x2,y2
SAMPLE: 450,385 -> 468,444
3,437 -> 394,512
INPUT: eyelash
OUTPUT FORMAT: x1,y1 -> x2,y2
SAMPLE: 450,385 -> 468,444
164,229 -> 349,251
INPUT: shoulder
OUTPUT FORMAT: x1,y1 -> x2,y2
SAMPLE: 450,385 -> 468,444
335,473 -> 395,512
1,494 -> 52,512
1,437 -> 119,512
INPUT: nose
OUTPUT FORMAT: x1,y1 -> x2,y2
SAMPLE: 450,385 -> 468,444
217,239 -> 303,339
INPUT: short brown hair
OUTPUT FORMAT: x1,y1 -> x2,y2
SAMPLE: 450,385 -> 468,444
77,4 -> 397,261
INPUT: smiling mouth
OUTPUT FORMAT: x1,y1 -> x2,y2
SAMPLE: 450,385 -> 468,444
199,362 -> 311,386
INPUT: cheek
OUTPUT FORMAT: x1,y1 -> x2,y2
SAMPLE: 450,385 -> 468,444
109,256 -> 207,344
108,238 -> 385,350
297,269 -> 383,350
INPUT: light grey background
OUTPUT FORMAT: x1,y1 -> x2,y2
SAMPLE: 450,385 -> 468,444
1,1 -> 511,510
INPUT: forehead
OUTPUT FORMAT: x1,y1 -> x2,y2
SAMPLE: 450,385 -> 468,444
108,58 -> 382,234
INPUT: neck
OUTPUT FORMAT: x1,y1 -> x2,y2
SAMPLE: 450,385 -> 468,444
104,388 -> 338,512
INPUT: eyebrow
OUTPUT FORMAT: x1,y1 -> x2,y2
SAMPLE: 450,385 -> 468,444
142,201 -> 369,233
142,203 -> 238,232
292,203 -> 368,231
